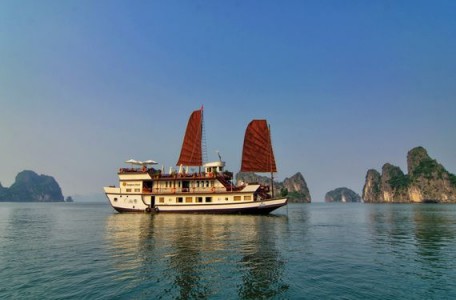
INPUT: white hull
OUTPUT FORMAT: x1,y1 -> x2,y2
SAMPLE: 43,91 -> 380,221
104,187 -> 287,214
155,198 -> 287,214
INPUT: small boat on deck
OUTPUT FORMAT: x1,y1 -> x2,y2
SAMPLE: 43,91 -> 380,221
104,107 -> 287,214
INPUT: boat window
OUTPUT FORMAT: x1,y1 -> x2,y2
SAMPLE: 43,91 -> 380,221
234,196 -> 241,201
114,198 -> 118,202
197,197 -> 203,203
159,197 -> 164,203
206,181 -> 209,187
165,182 -> 168,188
177,197 -> 183,203
244,195 -> 252,201
143,180 -> 153,191
134,188 -> 140,192
185,197 -> 192,203
205,197 -> 212,203
126,188 -> 132,193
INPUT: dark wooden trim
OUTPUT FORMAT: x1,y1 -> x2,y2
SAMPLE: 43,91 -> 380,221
157,202 -> 285,215
112,207 -> 147,213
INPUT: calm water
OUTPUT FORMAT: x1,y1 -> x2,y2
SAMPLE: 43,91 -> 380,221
0,203 -> 455,299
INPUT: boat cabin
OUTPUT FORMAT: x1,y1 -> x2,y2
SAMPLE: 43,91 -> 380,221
203,161 -> 225,174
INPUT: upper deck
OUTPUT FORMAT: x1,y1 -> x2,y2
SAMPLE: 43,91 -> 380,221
116,166 -> 270,197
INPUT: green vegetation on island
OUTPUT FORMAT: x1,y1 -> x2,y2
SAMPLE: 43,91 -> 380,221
236,171 -> 311,203
325,187 -> 361,203
363,147 -> 456,203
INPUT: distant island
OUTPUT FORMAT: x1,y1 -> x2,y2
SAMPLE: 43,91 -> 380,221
363,146 -> 456,203
325,187 -> 361,203
0,170 -> 64,202
237,172 -> 311,203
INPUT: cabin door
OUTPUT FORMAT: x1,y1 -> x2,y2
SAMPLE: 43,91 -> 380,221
182,181 -> 190,192
143,180 -> 153,193
151,196 -> 155,208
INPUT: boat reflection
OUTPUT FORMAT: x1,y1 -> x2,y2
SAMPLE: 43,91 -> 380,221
237,216 -> 290,298
104,213 -> 154,275
104,213 -> 289,298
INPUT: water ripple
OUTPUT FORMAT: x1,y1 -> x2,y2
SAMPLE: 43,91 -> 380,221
1,203 -> 456,299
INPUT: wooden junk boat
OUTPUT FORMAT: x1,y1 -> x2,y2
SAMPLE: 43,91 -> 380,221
104,107 -> 287,214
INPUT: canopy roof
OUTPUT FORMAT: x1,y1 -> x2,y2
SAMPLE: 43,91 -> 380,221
125,159 -> 142,165
125,159 -> 158,165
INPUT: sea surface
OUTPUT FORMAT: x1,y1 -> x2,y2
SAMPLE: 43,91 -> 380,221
0,202 -> 455,299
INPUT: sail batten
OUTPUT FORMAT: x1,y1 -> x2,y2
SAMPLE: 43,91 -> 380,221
177,108 -> 203,166
240,120 -> 277,173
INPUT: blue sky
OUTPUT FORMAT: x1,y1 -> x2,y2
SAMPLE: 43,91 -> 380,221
1,0 -> 455,201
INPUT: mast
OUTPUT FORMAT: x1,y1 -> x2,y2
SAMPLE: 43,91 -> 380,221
201,106 -> 208,165
269,124 -> 274,198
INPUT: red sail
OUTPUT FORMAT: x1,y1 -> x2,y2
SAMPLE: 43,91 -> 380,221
241,120 -> 277,173
177,108 -> 203,166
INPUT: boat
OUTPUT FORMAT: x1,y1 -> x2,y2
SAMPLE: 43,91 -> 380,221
103,107 -> 287,214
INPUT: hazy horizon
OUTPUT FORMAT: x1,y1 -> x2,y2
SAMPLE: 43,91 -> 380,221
1,1 -> 455,201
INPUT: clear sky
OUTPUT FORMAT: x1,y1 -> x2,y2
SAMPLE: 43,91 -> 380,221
1,0 -> 455,201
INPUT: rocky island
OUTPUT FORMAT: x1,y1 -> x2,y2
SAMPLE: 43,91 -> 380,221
236,171 -> 311,203
362,147 -> 456,203
325,187 -> 361,203
0,170 -> 64,202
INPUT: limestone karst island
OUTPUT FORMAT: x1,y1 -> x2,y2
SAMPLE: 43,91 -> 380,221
362,147 -> 456,203
0,170 -> 64,202
325,187 -> 361,203
237,172 -> 311,203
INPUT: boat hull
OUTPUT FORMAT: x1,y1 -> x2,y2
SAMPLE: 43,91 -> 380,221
155,198 -> 287,214
106,193 -> 287,215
